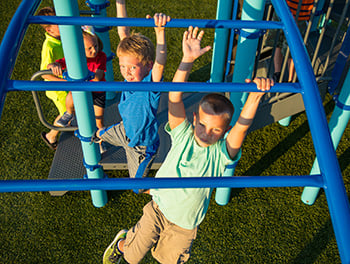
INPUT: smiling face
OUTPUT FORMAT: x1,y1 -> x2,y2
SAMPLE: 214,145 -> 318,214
118,54 -> 152,82
193,105 -> 230,148
83,34 -> 98,59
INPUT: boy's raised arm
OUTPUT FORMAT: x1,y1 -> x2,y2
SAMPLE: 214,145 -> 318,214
169,26 -> 211,130
225,78 -> 273,159
150,13 -> 171,83
116,0 -> 130,40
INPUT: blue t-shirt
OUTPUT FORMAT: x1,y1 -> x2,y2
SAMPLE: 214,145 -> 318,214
118,71 -> 160,147
150,119 -> 241,230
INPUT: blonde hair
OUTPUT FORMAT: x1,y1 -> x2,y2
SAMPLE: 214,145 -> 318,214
37,7 -> 56,30
117,33 -> 155,66
82,30 -> 104,52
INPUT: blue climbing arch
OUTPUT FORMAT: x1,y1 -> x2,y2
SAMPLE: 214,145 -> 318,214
0,0 -> 349,262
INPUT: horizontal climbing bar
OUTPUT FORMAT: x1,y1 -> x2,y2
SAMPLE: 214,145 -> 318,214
0,175 -> 324,193
29,16 -> 283,30
7,80 -> 302,93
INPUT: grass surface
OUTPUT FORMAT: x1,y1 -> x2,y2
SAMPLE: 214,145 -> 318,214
1,0 -> 349,263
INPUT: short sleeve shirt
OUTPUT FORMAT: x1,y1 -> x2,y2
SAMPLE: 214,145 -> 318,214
150,119 -> 241,229
118,71 -> 160,147
40,33 -> 64,71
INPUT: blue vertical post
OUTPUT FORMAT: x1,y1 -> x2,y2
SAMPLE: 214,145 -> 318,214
53,0 -> 107,208
88,0 -> 116,100
215,162 -> 238,205
215,0 -> 266,206
210,0 -> 233,82
301,69 -> 350,205
230,0 -> 266,124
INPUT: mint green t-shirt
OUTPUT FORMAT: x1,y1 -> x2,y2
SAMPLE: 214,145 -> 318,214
150,119 -> 241,230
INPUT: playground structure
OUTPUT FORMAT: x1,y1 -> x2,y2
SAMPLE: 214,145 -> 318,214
0,0 -> 349,262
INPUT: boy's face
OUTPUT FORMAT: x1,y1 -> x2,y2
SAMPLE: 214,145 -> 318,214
83,35 -> 98,58
193,105 -> 229,148
118,54 -> 151,82
46,25 -> 60,39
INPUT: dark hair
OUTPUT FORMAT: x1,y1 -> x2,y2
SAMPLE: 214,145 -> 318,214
37,7 -> 56,29
199,93 -> 234,125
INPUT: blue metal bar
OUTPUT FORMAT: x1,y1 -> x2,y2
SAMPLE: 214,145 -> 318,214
0,0 -> 41,119
53,0 -> 107,208
0,175 -> 324,193
210,0 -> 234,82
271,0 -> 350,263
28,16 -> 283,29
302,65 -> 350,205
7,80 -> 302,93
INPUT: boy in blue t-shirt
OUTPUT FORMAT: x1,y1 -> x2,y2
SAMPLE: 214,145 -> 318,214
94,0 -> 170,180
102,26 -> 273,264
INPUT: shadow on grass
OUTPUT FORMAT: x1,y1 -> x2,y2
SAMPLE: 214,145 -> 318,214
291,147 -> 349,263
292,217 -> 336,264
243,97 -> 336,176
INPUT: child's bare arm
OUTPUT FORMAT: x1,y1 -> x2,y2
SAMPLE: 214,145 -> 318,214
41,74 -> 66,82
169,27 -> 211,130
116,0 -> 130,40
226,78 -> 273,159
47,62 -> 65,80
172,26 -> 211,83
91,69 -> 105,82
149,13 -> 171,83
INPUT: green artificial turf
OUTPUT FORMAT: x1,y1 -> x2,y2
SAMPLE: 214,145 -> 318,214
0,0 -> 349,263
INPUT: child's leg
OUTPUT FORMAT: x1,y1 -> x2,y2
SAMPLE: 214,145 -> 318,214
42,91 -> 68,146
56,91 -> 74,127
93,105 -> 104,129
65,91 -> 74,114
92,92 -> 106,129
125,143 -> 158,179
123,201 -> 164,264
45,114 -> 61,143
151,218 -> 197,263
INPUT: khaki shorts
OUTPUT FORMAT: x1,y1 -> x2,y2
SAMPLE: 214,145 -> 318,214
124,200 -> 197,264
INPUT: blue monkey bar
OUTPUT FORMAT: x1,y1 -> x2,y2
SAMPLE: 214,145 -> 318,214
0,175 -> 324,193
6,80 -> 301,93
0,0 -> 349,262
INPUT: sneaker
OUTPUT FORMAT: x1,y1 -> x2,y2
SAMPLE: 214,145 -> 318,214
103,229 -> 127,264
56,112 -> 73,127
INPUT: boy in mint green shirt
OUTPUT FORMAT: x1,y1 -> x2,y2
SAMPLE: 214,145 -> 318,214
103,26 -> 273,264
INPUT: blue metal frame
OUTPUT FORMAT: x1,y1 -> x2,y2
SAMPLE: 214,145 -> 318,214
272,1 -> 350,262
0,0 -> 349,262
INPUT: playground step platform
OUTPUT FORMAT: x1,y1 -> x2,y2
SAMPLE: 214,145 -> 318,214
48,131 -> 85,196
48,92 -> 206,195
